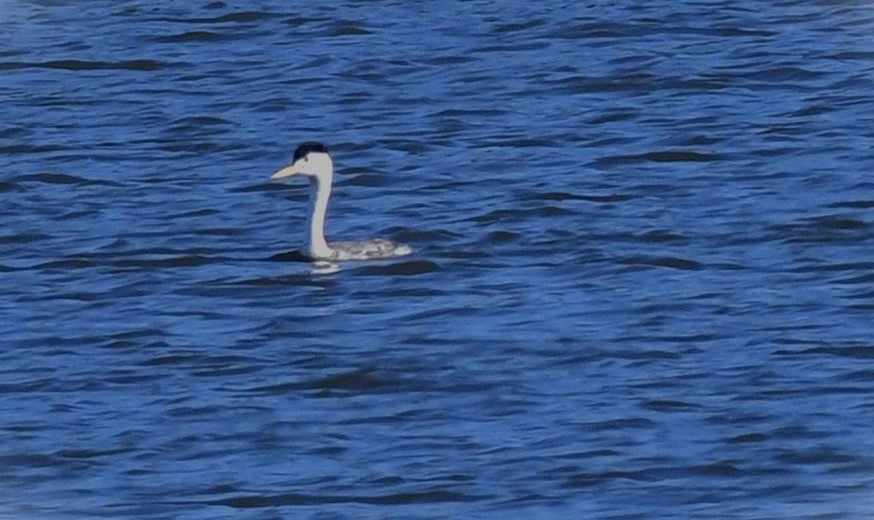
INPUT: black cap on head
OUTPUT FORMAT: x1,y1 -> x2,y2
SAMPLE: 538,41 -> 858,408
294,142 -> 330,162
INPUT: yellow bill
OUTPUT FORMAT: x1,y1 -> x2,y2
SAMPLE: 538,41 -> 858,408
271,160 -> 303,179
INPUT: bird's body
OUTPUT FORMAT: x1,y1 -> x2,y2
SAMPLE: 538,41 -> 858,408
271,142 -> 411,261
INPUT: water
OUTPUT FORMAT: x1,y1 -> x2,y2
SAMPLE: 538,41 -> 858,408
2,1 -> 873,518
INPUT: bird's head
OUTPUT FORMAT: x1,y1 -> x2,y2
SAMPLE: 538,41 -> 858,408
271,142 -> 333,180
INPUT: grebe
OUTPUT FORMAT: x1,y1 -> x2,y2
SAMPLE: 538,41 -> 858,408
271,142 -> 412,261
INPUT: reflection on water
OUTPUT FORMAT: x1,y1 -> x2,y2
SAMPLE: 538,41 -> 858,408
311,261 -> 340,275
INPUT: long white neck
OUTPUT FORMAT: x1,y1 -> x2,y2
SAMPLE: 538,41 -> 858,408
306,172 -> 333,258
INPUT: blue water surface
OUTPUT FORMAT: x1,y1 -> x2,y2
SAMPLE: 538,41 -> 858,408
1,1 -> 873,518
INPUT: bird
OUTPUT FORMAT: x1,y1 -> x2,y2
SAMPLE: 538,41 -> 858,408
271,142 -> 412,261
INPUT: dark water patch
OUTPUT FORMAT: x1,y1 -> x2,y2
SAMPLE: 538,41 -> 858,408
0,126 -> 32,139
842,369 -> 874,382
828,50 -> 874,62
588,110 -> 638,124
431,108 -> 508,118
788,261 -> 871,274
494,19 -> 547,34
827,199 -> 874,209
104,371 -> 166,386
772,216 -> 870,243
546,72 -> 661,94
560,449 -> 621,460
111,255 -> 221,269
623,348 -> 683,361
196,227 -> 245,237
483,230 -> 520,244
0,379 -> 52,394
84,246 -> 223,258
106,328 -> 167,342
381,287 -> 445,298
0,48 -> 24,58
60,209 -> 100,220
424,55 -> 478,66
165,116 -> 233,137
641,399 -> 701,412
591,150 -> 719,167
141,353 -> 201,367
377,139 -> 430,154
266,250 -> 311,263
155,31 -> 229,43
590,418 -> 656,431
246,369 -> 400,395
663,76 -> 730,92
470,206 -> 574,224
337,91 -> 374,105
149,11 -> 273,25
775,448 -> 857,466
0,144 -> 67,155
0,181 -> 19,192
170,115 -> 232,128
396,305 -> 475,322
726,433 -> 769,444
209,11 -> 271,23
229,274 -> 335,289
633,462 -> 744,480
552,21 -> 627,40
207,489 -> 484,508
676,134 -> 724,147
639,151 -> 721,163
4,418 -> 64,434
54,448 -> 128,461
565,469 -> 656,488
192,355 -> 268,375
0,453 -> 58,468
711,262 -> 748,271
472,42 -> 550,54
770,425 -> 831,441
157,140 -> 221,153
231,182 -> 287,193
805,385 -> 870,396
166,404 -> 229,417
809,217 -> 868,231
327,21 -> 373,37
13,172 -> 115,186
789,104 -> 834,118
639,230 -> 688,243
283,16 -> 320,28
477,137 -> 558,148
744,66 -> 826,83
168,208 -> 220,219
619,255 -> 703,271
355,260 -> 439,276
536,192 -> 636,203
712,26 -> 777,38
165,116 -> 233,140
776,345 -> 874,359
393,229 -> 461,243
36,258 -> 95,270
0,59 -> 166,71
343,173 -> 389,187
